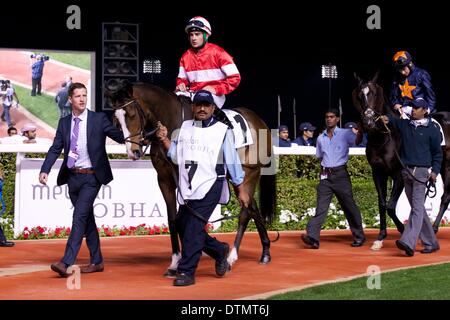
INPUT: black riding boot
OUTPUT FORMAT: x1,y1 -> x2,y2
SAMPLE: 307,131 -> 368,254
213,108 -> 234,129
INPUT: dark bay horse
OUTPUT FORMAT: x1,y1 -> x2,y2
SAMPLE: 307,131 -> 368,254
106,82 -> 276,275
352,74 -> 450,249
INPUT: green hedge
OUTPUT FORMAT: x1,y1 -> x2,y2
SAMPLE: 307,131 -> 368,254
1,152 -> 390,238
218,155 -> 389,232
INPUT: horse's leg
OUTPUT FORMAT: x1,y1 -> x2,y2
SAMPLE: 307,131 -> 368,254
372,169 -> 388,241
240,168 -> 272,264
229,167 -> 272,265
433,162 -> 450,233
227,206 -> 251,267
386,172 -> 405,234
159,179 -> 181,277
250,198 -> 272,264
152,149 -> 181,278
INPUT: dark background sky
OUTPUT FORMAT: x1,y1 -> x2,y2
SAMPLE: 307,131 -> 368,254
2,0 -> 448,136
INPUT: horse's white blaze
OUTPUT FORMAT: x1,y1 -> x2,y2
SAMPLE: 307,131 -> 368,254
168,253 -> 181,270
227,247 -> 238,266
362,86 -> 369,96
115,109 -> 136,159
371,240 -> 383,251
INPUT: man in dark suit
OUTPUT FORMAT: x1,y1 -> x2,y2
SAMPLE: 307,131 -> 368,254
39,82 -> 124,277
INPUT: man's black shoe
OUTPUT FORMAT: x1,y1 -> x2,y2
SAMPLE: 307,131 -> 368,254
420,245 -> 440,254
173,273 -> 195,286
396,240 -> 414,256
0,240 -> 14,247
301,234 -> 319,249
351,238 -> 366,247
215,242 -> 230,277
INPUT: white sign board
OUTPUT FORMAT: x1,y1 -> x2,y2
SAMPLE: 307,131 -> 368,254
14,159 -> 222,236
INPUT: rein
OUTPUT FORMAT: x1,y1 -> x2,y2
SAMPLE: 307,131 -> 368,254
115,99 -> 156,154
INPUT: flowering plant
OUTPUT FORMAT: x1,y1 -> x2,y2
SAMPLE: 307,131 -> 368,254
300,203 -> 367,230
15,224 -> 170,240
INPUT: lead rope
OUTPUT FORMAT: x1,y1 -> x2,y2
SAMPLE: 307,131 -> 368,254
380,118 -> 436,198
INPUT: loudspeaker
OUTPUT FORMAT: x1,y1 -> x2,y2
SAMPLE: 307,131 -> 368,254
102,22 -> 139,110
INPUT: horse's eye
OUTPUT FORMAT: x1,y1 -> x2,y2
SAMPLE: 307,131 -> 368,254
125,107 -> 136,118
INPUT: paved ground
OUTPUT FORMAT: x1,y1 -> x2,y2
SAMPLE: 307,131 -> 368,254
1,229 -> 449,300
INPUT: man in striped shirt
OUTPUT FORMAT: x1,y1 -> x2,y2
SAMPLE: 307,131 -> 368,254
176,16 -> 240,129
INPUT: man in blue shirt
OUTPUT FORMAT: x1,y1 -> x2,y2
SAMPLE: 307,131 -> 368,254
156,90 -> 250,286
301,109 -> 366,249
381,98 -> 442,256
30,54 -> 46,96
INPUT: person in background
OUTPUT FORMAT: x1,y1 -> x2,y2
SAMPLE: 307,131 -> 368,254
1,80 -> 20,127
7,126 -> 18,136
30,54 -> 46,96
55,82 -> 70,118
21,123 -> 38,144
277,125 -> 292,147
0,126 -> 26,144
65,75 -> 73,88
344,122 -> 367,147
293,122 -> 316,146
20,123 -> 52,144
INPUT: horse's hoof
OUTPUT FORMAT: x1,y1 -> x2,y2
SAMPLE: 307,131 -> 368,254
227,247 -> 238,266
163,269 -> 177,278
259,254 -> 271,264
371,240 -> 383,251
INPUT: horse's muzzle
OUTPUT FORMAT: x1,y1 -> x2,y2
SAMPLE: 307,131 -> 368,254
133,150 -> 142,160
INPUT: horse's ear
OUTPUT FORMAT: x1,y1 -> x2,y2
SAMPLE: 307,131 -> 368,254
354,72 -> 363,86
371,71 -> 380,84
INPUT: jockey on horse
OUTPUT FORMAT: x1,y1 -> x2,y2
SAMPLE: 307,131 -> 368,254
390,50 -> 436,119
175,16 -> 238,129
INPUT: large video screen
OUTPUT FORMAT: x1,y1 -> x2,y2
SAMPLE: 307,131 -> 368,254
0,48 -> 94,141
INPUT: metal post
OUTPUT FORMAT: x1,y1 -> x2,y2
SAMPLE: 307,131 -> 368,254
277,95 -> 281,128
293,98 -> 297,139
328,78 -> 331,111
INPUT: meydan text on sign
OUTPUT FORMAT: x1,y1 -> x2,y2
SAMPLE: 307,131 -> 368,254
14,159 -> 221,236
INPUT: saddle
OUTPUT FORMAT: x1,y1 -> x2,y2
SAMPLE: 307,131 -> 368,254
222,109 -> 254,149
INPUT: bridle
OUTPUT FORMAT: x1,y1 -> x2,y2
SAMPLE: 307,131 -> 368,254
359,83 -> 388,133
113,98 -> 158,156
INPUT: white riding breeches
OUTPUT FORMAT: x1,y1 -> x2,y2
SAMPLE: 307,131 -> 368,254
175,91 -> 225,108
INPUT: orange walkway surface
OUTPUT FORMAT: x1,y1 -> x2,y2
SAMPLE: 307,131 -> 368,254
1,229 -> 449,300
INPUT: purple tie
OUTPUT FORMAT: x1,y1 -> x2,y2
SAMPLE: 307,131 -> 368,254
67,117 -> 81,168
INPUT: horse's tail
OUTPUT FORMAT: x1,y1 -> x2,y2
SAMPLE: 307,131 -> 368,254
259,170 -> 277,225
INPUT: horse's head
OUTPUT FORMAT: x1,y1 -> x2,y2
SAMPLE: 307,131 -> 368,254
105,81 -> 155,160
352,72 -> 386,129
